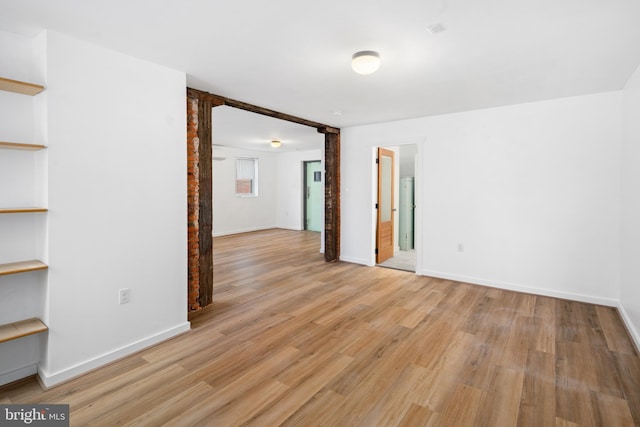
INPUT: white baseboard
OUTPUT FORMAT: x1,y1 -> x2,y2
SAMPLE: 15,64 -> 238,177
213,225 -> 279,237
275,225 -> 304,231
419,269 -> 619,307
617,303 -> 640,352
341,261 -> 637,342
0,364 -> 38,387
38,321 -> 191,389
339,255 -> 374,267
213,226 -> 325,237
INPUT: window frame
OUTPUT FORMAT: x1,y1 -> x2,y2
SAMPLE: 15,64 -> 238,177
235,156 -> 259,197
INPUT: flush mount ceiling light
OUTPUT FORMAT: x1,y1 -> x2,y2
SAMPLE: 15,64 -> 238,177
270,140 -> 282,148
352,50 -> 381,75
426,22 -> 446,35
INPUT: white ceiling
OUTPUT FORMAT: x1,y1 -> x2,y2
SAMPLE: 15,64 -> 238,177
212,106 -> 323,152
1,0 -> 639,138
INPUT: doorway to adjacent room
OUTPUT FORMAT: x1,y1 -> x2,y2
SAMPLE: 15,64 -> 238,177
375,144 -> 418,272
304,160 -> 322,232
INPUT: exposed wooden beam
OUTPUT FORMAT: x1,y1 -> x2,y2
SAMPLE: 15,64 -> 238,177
317,126 -> 340,135
187,88 -> 225,106
187,87 -> 337,132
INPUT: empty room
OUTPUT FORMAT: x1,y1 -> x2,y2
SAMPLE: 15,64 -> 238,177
1,0 -> 639,426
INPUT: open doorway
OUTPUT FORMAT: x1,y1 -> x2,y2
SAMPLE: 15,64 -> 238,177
304,161 -> 323,232
186,88 -> 341,312
376,144 -> 418,272
210,105 -> 323,243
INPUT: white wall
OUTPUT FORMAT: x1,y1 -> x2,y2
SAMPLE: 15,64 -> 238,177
0,29 -> 47,386
621,64 -> 640,348
212,147 -> 322,239
342,92 -> 622,305
276,149 -> 322,231
40,31 -> 189,386
212,147 -> 278,236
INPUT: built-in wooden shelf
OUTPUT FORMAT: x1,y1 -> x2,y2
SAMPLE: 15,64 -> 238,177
0,141 -> 46,151
0,208 -> 47,214
0,260 -> 48,277
0,318 -> 48,344
0,77 -> 44,96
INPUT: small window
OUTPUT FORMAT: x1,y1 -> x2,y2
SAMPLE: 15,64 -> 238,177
236,157 -> 258,197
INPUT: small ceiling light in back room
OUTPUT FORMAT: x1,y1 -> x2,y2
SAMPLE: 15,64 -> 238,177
352,50 -> 381,75
270,140 -> 282,148
426,22 -> 446,35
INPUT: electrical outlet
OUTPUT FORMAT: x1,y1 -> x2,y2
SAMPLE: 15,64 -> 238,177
119,288 -> 130,304
458,243 -> 464,253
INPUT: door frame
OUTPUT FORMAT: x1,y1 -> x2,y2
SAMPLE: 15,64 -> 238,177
303,160 -> 323,231
376,147 -> 396,263
371,140 -> 423,274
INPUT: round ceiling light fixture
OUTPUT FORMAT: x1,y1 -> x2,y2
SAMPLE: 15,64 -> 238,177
352,50 -> 381,75
270,140 -> 282,148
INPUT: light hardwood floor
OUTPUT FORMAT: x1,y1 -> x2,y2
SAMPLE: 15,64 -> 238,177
1,229 -> 639,426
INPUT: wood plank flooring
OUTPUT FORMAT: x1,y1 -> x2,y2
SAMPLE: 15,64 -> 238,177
1,229 -> 639,426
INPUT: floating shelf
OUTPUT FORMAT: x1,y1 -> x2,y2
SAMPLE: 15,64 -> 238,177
0,141 -> 46,151
0,208 -> 47,214
0,77 -> 44,96
0,318 -> 48,344
0,260 -> 48,277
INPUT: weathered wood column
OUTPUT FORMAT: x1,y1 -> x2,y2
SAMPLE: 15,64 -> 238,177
187,89 -> 222,311
319,128 -> 340,262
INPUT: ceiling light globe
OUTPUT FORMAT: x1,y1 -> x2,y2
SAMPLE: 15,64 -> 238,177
270,140 -> 281,148
352,51 -> 381,75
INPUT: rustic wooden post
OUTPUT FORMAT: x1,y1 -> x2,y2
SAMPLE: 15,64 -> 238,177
319,128 -> 340,262
186,89 -> 223,311
196,95 -> 213,309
